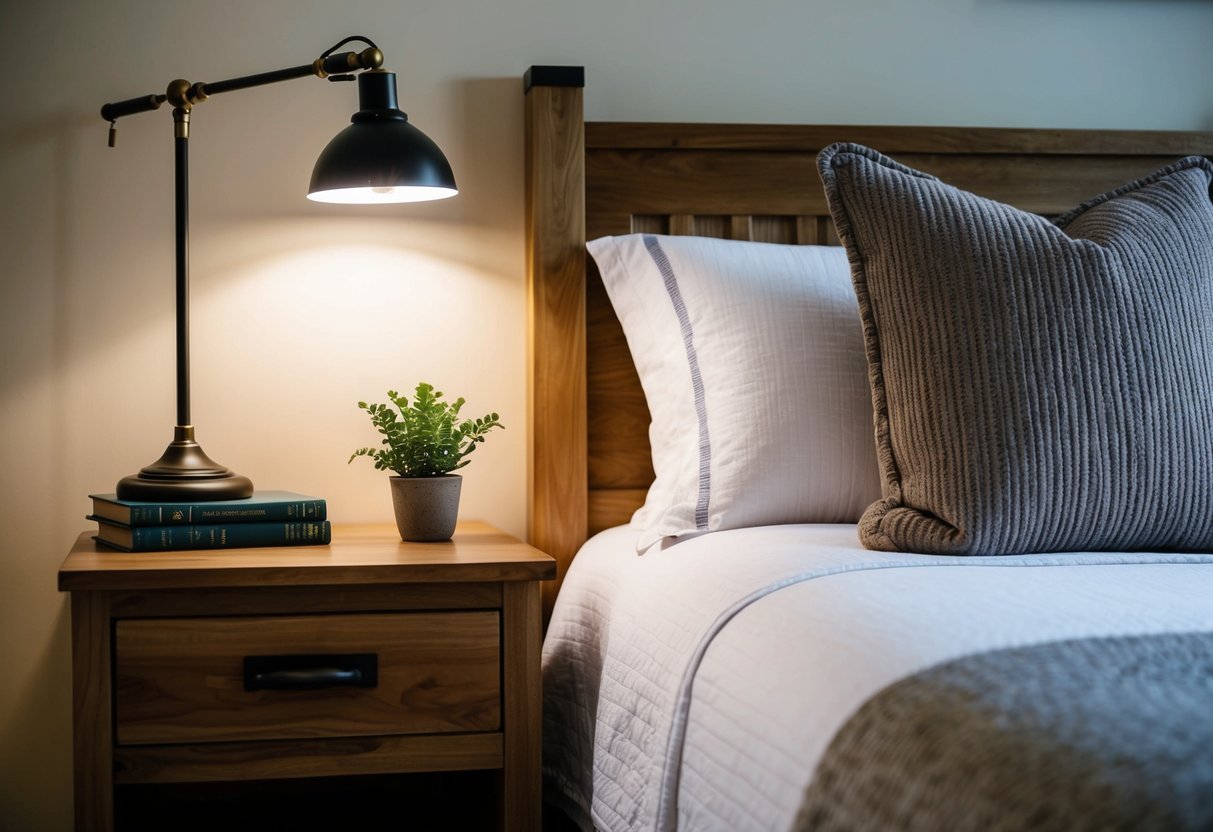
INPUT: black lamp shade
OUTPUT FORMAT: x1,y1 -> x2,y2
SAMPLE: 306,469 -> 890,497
308,71 -> 457,204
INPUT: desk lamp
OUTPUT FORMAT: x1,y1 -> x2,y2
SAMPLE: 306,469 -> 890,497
101,35 -> 457,501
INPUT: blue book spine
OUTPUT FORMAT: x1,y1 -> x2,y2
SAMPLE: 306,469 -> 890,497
96,521 -> 332,552
89,492 -> 326,526
190,501 -> 325,524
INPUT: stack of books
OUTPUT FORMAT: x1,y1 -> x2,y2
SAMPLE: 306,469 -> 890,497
88,490 -> 331,552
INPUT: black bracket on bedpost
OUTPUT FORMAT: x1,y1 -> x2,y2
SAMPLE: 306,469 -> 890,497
523,65 -> 585,93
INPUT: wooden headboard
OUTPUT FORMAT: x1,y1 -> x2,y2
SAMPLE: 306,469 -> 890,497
524,65 -> 1213,616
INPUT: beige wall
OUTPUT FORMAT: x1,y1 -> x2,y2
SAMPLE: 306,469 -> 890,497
2,0 -> 1210,827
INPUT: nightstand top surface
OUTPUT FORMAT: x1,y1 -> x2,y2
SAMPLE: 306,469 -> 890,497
58,521 -> 555,591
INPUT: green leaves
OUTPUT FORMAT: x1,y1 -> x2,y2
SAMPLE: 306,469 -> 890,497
349,382 -> 504,477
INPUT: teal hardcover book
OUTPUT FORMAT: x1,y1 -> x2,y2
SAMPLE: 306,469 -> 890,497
92,519 -> 332,552
88,490 -> 325,527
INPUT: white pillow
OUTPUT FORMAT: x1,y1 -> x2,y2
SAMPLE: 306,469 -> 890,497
587,233 -> 880,550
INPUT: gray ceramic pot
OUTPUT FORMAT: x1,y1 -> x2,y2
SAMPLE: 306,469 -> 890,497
389,474 -> 462,542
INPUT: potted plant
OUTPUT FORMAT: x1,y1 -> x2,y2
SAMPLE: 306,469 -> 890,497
350,382 -> 503,541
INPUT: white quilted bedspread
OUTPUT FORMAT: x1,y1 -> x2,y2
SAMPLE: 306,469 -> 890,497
541,524 -> 1213,832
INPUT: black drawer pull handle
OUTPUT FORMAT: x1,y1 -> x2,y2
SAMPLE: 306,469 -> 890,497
253,667 -> 361,690
243,653 -> 378,691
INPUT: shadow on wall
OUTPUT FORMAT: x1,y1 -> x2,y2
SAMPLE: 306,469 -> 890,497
0,596 -> 73,830
447,76 -> 526,242
0,112 -> 92,528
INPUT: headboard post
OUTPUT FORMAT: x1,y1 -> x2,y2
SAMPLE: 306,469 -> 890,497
524,66 -> 588,620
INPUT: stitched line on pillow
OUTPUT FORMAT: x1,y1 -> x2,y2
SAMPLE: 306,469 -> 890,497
644,235 -> 712,531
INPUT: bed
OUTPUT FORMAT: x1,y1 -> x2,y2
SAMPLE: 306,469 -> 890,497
522,66 -> 1213,831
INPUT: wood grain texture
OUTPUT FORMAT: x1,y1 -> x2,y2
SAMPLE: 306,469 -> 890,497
502,580 -> 542,832
115,612 -> 501,744
524,88 -> 1213,572
588,149 -> 826,217
109,582 -> 501,618
588,149 -> 1203,220
59,522 -> 554,591
585,122 -> 1213,155
525,81 -> 588,620
72,591 -> 113,832
114,733 -> 504,784
588,489 -> 649,536
586,264 -> 653,489
730,215 -> 754,240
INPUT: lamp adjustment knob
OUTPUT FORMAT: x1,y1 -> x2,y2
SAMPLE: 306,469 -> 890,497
359,47 -> 384,70
166,78 -> 193,109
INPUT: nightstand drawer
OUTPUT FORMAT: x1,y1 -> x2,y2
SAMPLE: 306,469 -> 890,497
115,611 -> 501,745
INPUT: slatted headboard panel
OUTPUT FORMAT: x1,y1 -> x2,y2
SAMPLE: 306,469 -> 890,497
629,215 -> 839,244
525,66 -> 1213,617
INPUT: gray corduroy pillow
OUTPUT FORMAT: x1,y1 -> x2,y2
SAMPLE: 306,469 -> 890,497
818,143 -> 1213,555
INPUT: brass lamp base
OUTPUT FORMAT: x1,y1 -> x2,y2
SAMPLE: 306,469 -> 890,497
116,426 -> 253,501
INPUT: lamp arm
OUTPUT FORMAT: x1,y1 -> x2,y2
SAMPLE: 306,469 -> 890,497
100,36 -> 385,132
99,93 -> 166,122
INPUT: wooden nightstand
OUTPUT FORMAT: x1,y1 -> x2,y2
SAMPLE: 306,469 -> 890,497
58,521 -> 555,832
